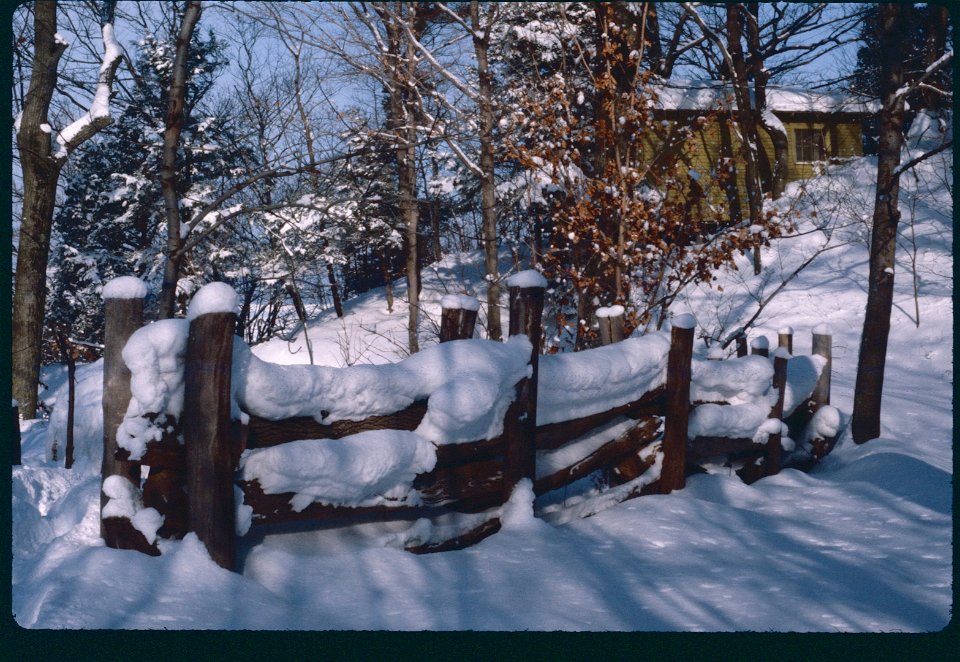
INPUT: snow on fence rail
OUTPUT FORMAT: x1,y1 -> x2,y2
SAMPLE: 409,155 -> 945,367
97,277 -> 835,570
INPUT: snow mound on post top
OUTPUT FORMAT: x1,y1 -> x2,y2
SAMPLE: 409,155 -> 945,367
239,429 -> 437,511
232,335 -> 532,443
439,294 -> 480,311
537,332 -> 671,426
186,282 -> 238,321
101,276 -> 147,300
506,269 -> 547,288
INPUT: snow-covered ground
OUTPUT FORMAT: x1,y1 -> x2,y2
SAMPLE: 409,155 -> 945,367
11,132 -> 952,632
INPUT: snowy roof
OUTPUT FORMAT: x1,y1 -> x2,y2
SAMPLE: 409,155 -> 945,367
652,80 -> 879,115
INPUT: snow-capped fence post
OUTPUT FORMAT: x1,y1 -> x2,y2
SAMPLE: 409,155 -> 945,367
750,336 -> 769,357
597,306 -> 625,345
183,303 -> 238,571
101,278 -> 147,547
660,315 -> 695,494
439,295 -> 479,342
735,332 -> 748,358
766,353 -> 790,477
502,271 -> 546,499
778,327 -> 794,355
811,325 -> 832,409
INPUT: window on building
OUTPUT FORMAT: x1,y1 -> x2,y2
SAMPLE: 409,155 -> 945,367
795,128 -> 826,163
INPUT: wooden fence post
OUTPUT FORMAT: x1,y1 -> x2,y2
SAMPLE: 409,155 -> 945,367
597,305 -> 625,345
184,309 -> 238,571
778,327 -> 794,355
12,403 -> 21,465
811,324 -> 832,410
101,278 -> 146,547
750,336 -> 769,357
766,352 -> 789,477
735,332 -> 748,358
439,295 -> 479,342
660,315 -> 695,494
503,271 -> 546,501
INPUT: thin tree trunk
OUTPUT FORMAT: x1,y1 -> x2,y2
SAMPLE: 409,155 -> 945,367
852,3 -> 907,443
470,1 -> 502,341
746,2 -> 788,200
158,1 -> 203,319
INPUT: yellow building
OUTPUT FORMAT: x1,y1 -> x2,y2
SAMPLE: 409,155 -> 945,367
650,80 -> 878,199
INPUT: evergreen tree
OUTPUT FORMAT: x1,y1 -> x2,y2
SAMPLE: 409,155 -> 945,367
47,26 -> 248,350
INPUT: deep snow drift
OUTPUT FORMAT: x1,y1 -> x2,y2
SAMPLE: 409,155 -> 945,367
11,137 -> 952,631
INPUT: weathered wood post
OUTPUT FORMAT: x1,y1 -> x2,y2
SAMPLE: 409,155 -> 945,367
766,351 -> 790,477
735,332 -> 748,358
811,324 -> 832,410
101,277 -> 147,547
439,294 -> 479,342
503,271 -> 546,501
597,305 -> 625,345
12,403 -> 21,465
660,314 -> 695,494
778,326 -> 794,356
750,336 -> 770,357
183,283 -> 239,571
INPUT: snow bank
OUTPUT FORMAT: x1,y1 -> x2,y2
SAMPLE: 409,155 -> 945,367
45,360 -> 105,472
233,336 -> 532,444
239,430 -> 437,511
690,355 -> 773,404
688,403 -> 771,441
537,333 -> 671,426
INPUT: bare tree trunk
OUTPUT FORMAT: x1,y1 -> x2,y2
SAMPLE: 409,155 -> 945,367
725,4 -> 764,274
852,3 -> 907,443
158,1 -> 203,319
745,2 -> 788,200
470,1 -> 502,341
13,1 -> 120,416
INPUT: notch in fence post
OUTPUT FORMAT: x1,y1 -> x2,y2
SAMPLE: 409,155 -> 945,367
101,277 -> 147,547
439,295 -> 479,343
183,289 -> 238,571
660,315 -> 695,494
766,351 -> 790,477
778,326 -> 794,356
735,332 -> 748,358
750,336 -> 769,357
503,271 -> 546,501
811,324 -> 832,411
597,305 -> 625,345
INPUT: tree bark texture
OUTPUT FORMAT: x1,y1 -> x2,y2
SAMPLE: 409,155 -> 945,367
852,3 -> 907,444
158,1 -> 203,319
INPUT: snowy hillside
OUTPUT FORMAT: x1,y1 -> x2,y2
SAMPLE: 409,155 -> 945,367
11,143 -> 952,632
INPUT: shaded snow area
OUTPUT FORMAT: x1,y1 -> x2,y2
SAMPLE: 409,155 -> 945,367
12,147 -> 952,632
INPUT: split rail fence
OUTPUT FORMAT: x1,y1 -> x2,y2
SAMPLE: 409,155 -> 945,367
100,279 -> 834,570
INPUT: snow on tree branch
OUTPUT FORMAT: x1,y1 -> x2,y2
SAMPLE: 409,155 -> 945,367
54,22 -> 122,162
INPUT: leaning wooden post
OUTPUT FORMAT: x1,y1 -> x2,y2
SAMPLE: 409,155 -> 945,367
811,324 -> 832,411
660,314 -> 695,494
766,351 -> 790,477
777,326 -> 794,356
597,305 -> 625,345
439,295 -> 479,342
101,277 -> 147,545
183,283 -> 239,571
750,336 -> 769,357
503,271 -> 546,501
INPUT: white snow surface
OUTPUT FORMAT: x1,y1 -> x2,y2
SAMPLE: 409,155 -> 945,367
101,276 -> 147,300
439,293 -> 480,311
186,281 -> 239,320
653,79 -> 879,114
12,148 -> 953,633
239,430 -> 437,511
506,269 -> 548,289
